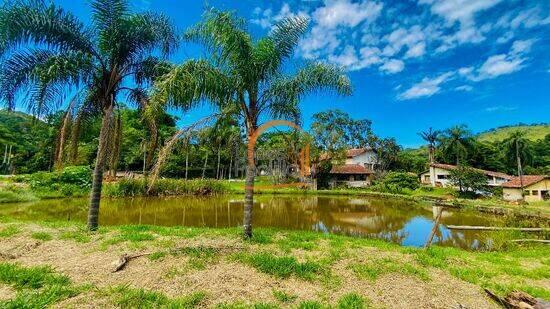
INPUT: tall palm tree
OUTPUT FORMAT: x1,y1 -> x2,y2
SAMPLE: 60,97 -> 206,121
503,130 -> 531,195
0,0 -> 177,230
418,127 -> 440,163
150,9 -> 352,238
439,125 -> 472,165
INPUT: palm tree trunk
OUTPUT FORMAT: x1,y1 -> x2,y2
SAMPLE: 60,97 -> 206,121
109,113 -> 122,177
243,147 -> 255,238
185,143 -> 189,180
69,112 -> 82,164
202,153 -> 208,179
516,139 -> 524,197
87,104 -> 114,231
216,144 -> 221,179
228,153 -> 233,180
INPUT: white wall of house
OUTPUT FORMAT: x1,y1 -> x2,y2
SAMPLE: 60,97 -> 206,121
503,188 -> 523,201
346,151 -> 378,170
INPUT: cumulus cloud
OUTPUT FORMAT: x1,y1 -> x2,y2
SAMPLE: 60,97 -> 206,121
251,3 -> 308,29
312,0 -> 383,29
468,39 -> 535,81
398,71 -> 454,100
379,59 -> 405,74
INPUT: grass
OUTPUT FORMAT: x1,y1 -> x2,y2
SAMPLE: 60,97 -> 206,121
477,124 -> 550,142
0,225 -> 20,237
1,222 -> 549,306
108,286 -> 206,308
349,257 -> 430,282
31,231 -> 53,241
234,252 -> 322,280
272,289 -> 297,303
0,262 -> 81,308
59,229 -> 91,243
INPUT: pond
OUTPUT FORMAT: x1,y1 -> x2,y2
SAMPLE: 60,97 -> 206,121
0,195 -> 508,249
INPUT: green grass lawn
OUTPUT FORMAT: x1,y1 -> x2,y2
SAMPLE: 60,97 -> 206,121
476,124 -> 550,142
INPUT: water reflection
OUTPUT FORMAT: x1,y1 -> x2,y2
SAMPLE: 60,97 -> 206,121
0,195 -> 505,249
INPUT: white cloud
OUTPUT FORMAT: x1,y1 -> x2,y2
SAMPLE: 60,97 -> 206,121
251,3 -> 308,29
469,39 -> 535,81
379,59 -> 405,74
312,0 -> 383,29
419,0 -> 502,25
455,85 -> 473,91
398,71 -> 454,100
382,26 -> 427,58
328,45 -> 360,68
484,105 -> 517,112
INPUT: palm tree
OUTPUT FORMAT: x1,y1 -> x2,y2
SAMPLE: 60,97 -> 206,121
0,0 -> 177,230
503,131 -> 531,195
150,9 -> 352,238
418,127 -> 440,163
439,125 -> 472,165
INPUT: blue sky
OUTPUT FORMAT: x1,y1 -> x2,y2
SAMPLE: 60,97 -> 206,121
37,1 -> 550,147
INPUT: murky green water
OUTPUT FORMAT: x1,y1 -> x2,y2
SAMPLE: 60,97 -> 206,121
0,195 -> 507,249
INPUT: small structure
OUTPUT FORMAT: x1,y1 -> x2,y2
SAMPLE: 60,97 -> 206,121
328,164 -> 373,188
502,175 -> 549,202
419,163 -> 513,187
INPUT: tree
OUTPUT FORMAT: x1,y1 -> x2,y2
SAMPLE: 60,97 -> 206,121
448,166 -> 487,194
503,131 -> 532,195
150,9 -> 351,238
418,127 -> 440,163
439,125 -> 472,165
0,0 -> 178,230
368,136 -> 401,171
311,109 -> 372,153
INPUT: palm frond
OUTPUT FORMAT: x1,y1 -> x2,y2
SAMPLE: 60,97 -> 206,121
264,62 -> 352,119
90,0 -> 128,32
0,0 -> 95,57
184,9 -> 252,75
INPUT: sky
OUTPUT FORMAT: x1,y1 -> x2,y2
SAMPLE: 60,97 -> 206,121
22,0 -> 550,147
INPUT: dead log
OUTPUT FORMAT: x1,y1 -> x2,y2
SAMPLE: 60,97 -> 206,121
485,289 -> 550,309
446,225 -> 549,232
112,252 -> 151,272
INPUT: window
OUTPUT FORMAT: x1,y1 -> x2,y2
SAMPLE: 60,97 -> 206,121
437,175 -> 448,180
531,190 -> 538,196
524,191 -> 530,196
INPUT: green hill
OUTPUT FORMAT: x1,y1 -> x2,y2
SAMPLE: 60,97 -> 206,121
476,124 -> 550,142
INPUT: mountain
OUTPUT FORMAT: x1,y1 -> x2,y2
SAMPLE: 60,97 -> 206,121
476,124 -> 550,143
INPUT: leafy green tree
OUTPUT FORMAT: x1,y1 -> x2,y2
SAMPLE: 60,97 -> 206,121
150,10 -> 352,238
0,0 -> 178,230
311,109 -> 372,153
438,125 -> 473,165
448,166 -> 487,194
502,130 -> 532,192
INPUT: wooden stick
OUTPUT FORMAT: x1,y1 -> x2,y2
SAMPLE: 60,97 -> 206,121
511,239 -> 550,244
445,225 -> 549,232
425,207 -> 443,248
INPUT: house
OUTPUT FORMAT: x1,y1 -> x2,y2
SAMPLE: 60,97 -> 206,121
321,148 -> 378,188
419,163 -> 513,187
328,164 -> 373,188
502,175 -> 549,202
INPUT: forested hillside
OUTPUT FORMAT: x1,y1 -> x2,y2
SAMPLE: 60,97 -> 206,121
477,124 -> 550,142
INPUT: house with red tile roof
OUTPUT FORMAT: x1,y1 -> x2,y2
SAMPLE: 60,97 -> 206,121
322,148 -> 377,188
419,163 -> 513,188
502,175 -> 549,202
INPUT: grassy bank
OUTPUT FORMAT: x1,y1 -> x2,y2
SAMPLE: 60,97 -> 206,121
0,220 -> 548,308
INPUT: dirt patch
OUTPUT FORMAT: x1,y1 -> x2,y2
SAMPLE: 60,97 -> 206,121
0,284 -> 16,301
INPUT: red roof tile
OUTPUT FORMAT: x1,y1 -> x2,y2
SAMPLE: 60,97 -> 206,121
430,163 -> 513,180
330,164 -> 373,174
320,148 -> 372,161
502,175 -> 549,188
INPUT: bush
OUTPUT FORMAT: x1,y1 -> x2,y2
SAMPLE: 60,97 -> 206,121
59,166 -> 92,188
374,172 -> 419,193
448,166 -> 487,195
103,178 -> 230,197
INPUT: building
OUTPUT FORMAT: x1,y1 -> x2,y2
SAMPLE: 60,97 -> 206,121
328,164 -> 373,188
502,175 -> 550,202
419,163 -> 513,187
322,148 -> 378,188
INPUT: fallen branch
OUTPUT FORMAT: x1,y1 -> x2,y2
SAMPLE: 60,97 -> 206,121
111,245 -> 245,273
511,239 -> 550,244
445,225 -> 549,232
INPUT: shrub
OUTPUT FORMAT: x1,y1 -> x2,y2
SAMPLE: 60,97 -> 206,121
448,166 -> 487,195
59,166 -> 92,188
382,172 -> 419,191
